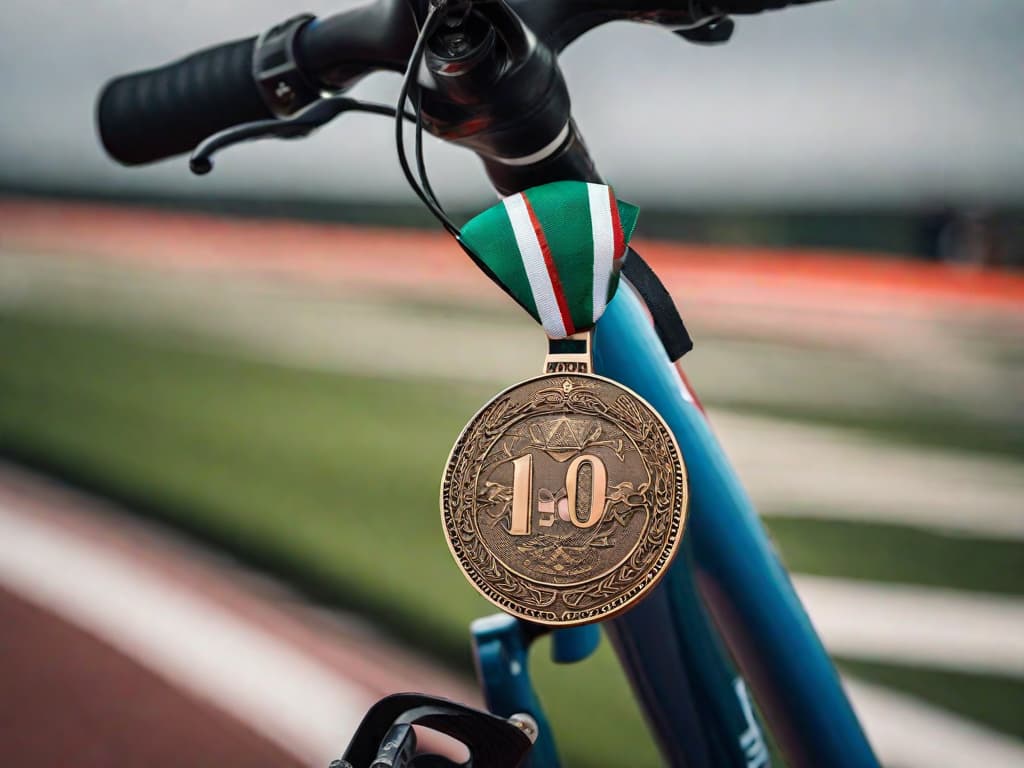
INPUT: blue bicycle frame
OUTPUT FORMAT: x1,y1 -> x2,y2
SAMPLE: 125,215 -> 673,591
473,283 -> 880,768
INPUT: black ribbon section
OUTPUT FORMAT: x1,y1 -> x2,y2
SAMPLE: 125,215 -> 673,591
623,247 -> 694,361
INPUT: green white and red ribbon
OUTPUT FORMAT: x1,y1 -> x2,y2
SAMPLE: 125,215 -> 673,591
459,181 -> 639,338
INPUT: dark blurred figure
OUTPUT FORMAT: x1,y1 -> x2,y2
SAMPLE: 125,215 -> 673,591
919,205 -> 958,262
920,205 -> 1005,267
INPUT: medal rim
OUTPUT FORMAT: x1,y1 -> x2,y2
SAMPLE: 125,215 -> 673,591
439,370 -> 688,627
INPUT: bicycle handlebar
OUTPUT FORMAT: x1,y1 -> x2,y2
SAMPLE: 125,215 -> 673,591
98,37 -> 269,166
97,0 -> 828,168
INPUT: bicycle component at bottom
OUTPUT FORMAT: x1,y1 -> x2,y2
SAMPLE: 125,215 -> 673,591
333,693 -> 534,768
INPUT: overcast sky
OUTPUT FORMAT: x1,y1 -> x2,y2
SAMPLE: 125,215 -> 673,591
2,0 -> 1022,207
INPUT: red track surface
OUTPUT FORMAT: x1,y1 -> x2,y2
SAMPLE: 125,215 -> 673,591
0,587 -> 303,768
2,198 -> 1023,317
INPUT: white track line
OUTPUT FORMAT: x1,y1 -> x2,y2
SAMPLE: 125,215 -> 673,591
847,678 -> 1024,768
711,410 -> 1024,540
0,502 -> 370,766
794,575 -> 1024,678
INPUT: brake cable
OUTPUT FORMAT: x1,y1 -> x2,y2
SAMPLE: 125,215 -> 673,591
414,89 -> 441,219
394,0 -> 461,238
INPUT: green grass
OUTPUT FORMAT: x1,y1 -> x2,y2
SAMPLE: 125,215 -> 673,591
0,313 -> 484,644
838,660 -> 1024,740
765,517 -> 1024,596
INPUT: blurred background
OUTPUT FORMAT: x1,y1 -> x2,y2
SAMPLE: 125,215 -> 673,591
0,1 -> 1022,767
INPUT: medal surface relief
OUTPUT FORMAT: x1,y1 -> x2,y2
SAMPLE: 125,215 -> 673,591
441,373 -> 687,626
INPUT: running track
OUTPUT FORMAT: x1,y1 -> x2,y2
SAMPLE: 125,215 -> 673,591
2,199 -> 1023,320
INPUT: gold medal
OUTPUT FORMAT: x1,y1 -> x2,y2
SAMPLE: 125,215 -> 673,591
441,333 -> 687,626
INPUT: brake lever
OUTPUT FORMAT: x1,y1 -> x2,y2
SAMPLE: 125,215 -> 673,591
189,96 -> 416,175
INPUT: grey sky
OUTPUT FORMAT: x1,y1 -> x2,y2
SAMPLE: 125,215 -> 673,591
2,0 -> 1022,206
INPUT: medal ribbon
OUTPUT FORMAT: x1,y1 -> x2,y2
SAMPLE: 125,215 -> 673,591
459,181 -> 639,339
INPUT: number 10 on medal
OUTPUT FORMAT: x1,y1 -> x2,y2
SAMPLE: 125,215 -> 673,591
508,454 -> 608,535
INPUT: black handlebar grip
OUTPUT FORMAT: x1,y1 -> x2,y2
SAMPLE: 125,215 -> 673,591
97,37 -> 274,166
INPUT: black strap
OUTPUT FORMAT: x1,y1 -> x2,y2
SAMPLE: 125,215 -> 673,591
623,247 -> 694,362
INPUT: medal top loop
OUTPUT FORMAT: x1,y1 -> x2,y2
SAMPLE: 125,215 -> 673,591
544,332 -> 593,375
